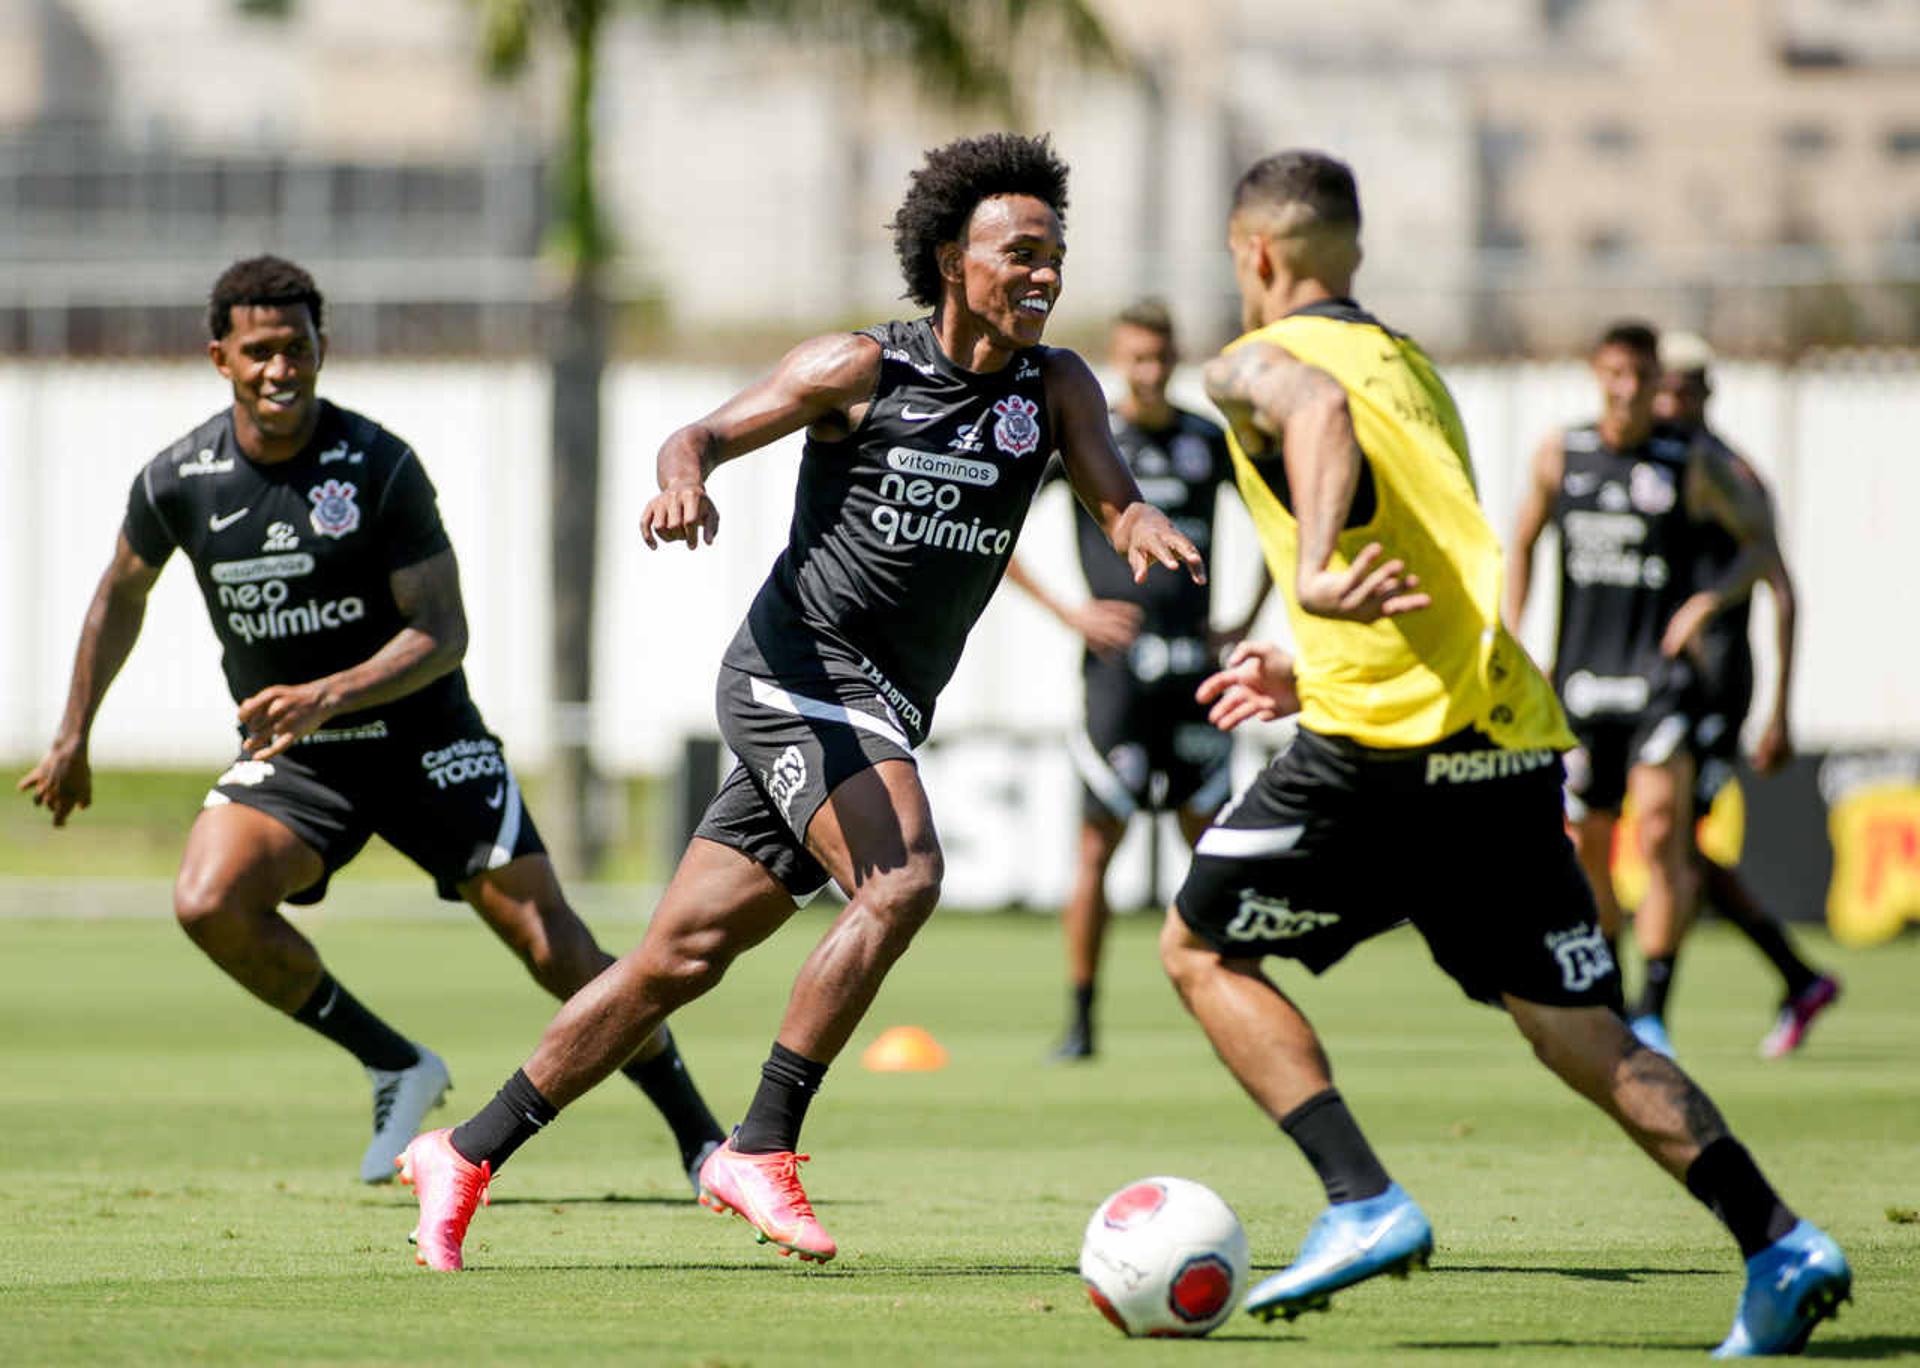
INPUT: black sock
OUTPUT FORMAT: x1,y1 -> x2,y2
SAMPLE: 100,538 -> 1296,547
291,974 -> 418,1071
1635,954 -> 1677,1020
1685,1136 -> 1798,1259
1703,861 -> 1819,998
448,1069 -> 557,1171
619,1029 -> 725,1169
1071,983 -> 1095,1031
733,1042 -> 828,1155
1279,1088 -> 1393,1205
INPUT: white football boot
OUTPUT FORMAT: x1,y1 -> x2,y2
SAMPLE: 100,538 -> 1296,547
359,1046 -> 452,1183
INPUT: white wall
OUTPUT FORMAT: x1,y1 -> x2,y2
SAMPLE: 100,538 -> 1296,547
5,353 -> 1918,783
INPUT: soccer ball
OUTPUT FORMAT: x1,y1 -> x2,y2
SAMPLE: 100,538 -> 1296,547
1079,1176 -> 1250,1337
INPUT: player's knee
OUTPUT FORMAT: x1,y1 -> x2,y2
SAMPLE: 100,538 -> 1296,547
521,907 -> 612,997
1157,910 -> 1207,997
861,851 -> 944,943
172,870 -> 242,940
638,930 -> 730,1008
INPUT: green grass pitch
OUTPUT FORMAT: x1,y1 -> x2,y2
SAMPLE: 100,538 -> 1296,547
1,893 -> 1915,1365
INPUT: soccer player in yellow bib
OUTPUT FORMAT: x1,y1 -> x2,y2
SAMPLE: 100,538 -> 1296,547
1157,150 -> 1848,1355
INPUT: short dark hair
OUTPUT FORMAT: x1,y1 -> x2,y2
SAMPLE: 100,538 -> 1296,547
1232,150 -> 1361,230
208,255 -> 324,340
1595,319 -> 1659,360
889,133 -> 1070,309
1114,298 -> 1175,341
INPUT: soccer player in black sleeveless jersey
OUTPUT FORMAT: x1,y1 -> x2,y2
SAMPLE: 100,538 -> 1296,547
1654,336 -> 1839,1056
1507,321 -> 1775,1059
402,134 -> 1203,1271
1004,301 -> 1266,1061
18,257 -> 724,1189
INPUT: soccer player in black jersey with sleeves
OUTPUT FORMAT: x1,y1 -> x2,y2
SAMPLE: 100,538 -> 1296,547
1654,336 -> 1839,1057
1005,300 -> 1265,1060
1507,321 -> 1775,1059
18,257 -> 724,1189
400,135 -> 1203,1271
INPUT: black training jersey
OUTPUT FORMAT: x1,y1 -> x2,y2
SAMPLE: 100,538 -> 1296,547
1550,421 -> 1698,719
1686,427 -> 1754,698
1043,408 -> 1228,643
723,317 -> 1056,739
122,400 -> 470,725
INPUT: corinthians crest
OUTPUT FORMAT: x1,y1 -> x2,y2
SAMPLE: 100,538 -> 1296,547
307,478 -> 361,539
991,394 -> 1040,458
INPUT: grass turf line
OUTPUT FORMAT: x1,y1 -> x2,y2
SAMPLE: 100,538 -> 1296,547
0,905 -> 1914,1366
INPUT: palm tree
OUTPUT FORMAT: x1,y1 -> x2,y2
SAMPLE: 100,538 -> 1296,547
476,0 -> 1120,874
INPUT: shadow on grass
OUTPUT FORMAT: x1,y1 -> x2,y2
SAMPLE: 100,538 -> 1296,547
1805,1336 -> 1920,1361
1432,1263 -> 1721,1282
480,1262 -> 1080,1278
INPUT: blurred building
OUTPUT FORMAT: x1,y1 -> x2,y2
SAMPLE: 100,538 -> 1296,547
1,0 -> 1917,357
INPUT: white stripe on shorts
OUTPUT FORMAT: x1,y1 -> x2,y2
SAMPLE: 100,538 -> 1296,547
747,676 -> 913,753
485,771 -> 525,870
1066,726 -> 1138,821
1195,823 -> 1305,860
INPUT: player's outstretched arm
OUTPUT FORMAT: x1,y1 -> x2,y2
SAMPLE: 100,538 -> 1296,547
1048,351 -> 1204,586
238,548 -> 468,761
641,332 -> 884,552
18,533 -> 161,825
1504,432 -> 1564,632
1195,640 -> 1301,733
1206,342 -> 1427,622
1661,441 -> 1775,659
1747,469 -> 1798,773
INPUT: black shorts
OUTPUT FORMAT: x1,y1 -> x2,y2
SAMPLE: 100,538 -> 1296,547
1564,706 -> 1695,817
204,708 -> 545,904
1073,660 -> 1234,823
1175,727 -> 1619,1010
1690,651 -> 1753,810
694,665 -> 919,899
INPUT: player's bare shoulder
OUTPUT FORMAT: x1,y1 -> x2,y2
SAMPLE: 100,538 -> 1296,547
784,331 -> 885,440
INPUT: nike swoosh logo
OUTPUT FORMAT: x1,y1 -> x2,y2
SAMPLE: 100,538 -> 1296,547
899,405 -> 942,422
208,508 -> 249,532
485,784 -> 505,809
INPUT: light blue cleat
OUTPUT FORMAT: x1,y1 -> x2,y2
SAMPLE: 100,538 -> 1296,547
1712,1220 -> 1851,1357
1245,1182 -> 1433,1322
1628,1013 -> 1675,1058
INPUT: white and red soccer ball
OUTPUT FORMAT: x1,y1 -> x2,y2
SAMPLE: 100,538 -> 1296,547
1079,1176 -> 1250,1337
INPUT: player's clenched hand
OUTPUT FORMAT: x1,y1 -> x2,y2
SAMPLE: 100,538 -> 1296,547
1297,542 -> 1429,622
1195,641 -> 1300,733
1068,600 -> 1143,660
1116,504 -> 1206,586
641,482 -> 720,551
238,682 -> 336,761
17,738 -> 92,826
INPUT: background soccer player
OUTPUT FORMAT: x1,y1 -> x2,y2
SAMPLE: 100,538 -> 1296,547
399,134 -> 1203,1272
17,256 -> 724,1188
1654,334 -> 1840,1056
1506,321 -> 1772,1057
1005,299 -> 1265,1060
1158,150 -> 1847,1355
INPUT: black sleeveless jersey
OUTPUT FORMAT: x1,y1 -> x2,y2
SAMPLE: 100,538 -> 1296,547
723,317 -> 1055,739
122,400 -> 470,726
1685,427 -> 1754,699
1043,408 -> 1228,643
1550,421 -> 1698,719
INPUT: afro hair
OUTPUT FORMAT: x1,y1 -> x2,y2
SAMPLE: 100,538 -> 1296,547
208,255 -> 324,340
889,133 -> 1069,309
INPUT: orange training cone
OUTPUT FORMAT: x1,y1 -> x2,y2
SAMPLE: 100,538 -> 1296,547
861,1025 -> 948,1072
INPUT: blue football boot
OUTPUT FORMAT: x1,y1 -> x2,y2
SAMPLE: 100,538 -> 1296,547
1628,1014 -> 1676,1058
1712,1220 -> 1851,1357
1245,1183 -> 1433,1322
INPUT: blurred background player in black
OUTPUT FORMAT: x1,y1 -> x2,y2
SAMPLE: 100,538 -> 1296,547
1654,333 -> 1840,1057
17,256 -> 724,1188
1005,300 -> 1265,1060
1506,320 -> 1773,1058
